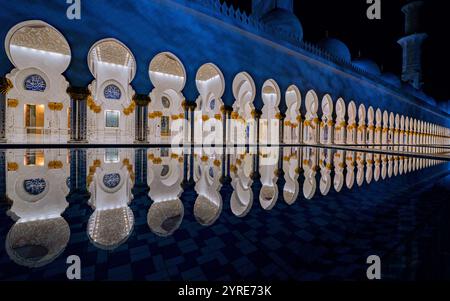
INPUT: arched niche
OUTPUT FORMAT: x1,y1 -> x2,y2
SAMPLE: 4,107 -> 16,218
400,115 -> 406,149
394,114 -> 400,147
5,20 -> 71,74
149,52 -> 186,92
195,63 -> 225,144
398,115 -> 408,175
262,79 -> 281,108
389,112 -> 395,128
382,110 -> 389,128
320,94 -> 333,145
88,38 -> 136,83
366,106 -> 375,144
412,119 -> 418,150
231,72 -> 256,145
405,117 -> 410,145
387,112 -> 395,146
284,85 -> 302,144
357,104 -> 366,144
87,39 -> 137,144
334,98 -> 346,144
376,109 -> 382,125
303,90 -> 319,144
375,109 -> 382,145
195,63 -> 225,107
4,20 -> 71,143
346,101 -> 357,144
148,52 -> 186,143
260,79 -> 281,145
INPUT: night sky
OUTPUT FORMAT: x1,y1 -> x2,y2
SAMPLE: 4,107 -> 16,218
222,0 -> 449,103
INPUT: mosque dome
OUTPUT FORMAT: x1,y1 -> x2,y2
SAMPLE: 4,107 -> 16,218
260,8 -> 303,41
318,38 -> 351,62
381,73 -> 402,87
352,59 -> 381,76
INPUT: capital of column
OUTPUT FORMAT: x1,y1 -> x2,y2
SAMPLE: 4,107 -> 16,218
133,94 -> 151,106
219,175 -> 232,185
187,101 -> 197,111
254,109 -> 262,119
250,171 -> 261,180
67,86 -> 90,100
222,105 -> 233,114
0,77 -> 13,95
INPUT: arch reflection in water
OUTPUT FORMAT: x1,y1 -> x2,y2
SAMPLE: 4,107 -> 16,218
193,147 -> 223,225
2,147 -> 447,266
147,147 -> 184,236
283,147 -> 300,204
259,146 -> 279,210
230,150 -> 254,217
319,148 -> 333,196
87,148 -> 135,250
5,149 -> 70,267
302,146 -> 318,199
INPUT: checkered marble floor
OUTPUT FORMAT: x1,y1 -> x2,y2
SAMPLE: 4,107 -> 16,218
0,163 -> 449,281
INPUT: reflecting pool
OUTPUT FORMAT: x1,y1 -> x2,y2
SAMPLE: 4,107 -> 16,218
0,146 -> 449,280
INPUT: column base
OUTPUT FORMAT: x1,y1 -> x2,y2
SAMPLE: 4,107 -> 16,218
0,138 -> 7,144
134,140 -> 149,144
68,139 -> 89,144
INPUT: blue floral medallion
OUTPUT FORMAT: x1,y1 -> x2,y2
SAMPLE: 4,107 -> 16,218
23,178 -> 46,195
103,84 -> 121,100
103,173 -> 121,188
24,74 -> 46,92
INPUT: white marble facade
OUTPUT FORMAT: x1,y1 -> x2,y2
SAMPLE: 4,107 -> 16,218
4,20 -> 71,143
86,148 -> 135,249
1,20 -> 449,148
87,39 -> 137,144
5,148 -> 70,267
